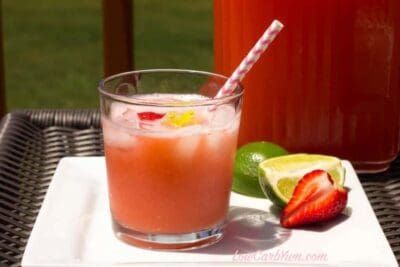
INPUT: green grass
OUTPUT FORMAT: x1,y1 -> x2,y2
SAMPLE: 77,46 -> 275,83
134,0 -> 213,70
3,0 -> 213,110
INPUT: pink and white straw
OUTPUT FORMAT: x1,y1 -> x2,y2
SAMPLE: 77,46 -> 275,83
216,20 -> 284,98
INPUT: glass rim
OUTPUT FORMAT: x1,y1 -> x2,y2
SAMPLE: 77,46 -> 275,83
98,69 -> 244,107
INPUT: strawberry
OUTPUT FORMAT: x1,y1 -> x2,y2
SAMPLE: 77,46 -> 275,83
280,169 -> 348,228
137,112 -> 165,121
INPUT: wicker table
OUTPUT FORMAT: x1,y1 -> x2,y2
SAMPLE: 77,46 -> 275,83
0,109 -> 399,266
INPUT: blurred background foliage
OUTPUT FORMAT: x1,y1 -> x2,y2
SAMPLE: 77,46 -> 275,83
3,0 -> 213,109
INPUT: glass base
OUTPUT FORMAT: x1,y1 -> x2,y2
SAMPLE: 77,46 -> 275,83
112,218 -> 225,251
353,156 -> 396,174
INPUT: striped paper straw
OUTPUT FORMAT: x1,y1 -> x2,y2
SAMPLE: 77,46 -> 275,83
216,20 -> 284,98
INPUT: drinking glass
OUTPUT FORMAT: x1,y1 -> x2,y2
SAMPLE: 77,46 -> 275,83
98,69 -> 243,250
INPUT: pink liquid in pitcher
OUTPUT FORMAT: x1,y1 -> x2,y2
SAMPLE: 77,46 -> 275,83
214,0 -> 400,172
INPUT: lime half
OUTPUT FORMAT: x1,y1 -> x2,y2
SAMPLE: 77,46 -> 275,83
258,154 -> 345,207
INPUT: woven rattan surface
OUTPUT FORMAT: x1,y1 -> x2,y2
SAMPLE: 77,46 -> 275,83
0,109 -> 399,266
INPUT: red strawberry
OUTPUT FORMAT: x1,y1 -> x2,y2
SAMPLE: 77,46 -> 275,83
280,169 -> 348,228
137,112 -> 165,121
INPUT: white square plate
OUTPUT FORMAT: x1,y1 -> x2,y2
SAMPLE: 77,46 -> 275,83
22,157 -> 397,266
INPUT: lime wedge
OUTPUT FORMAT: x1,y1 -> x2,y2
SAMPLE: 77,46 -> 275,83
163,110 -> 197,128
258,154 -> 345,207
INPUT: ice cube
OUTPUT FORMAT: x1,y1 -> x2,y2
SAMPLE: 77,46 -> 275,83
205,130 -> 225,152
229,112 -> 241,133
175,130 -> 202,159
175,124 -> 204,136
109,103 -> 142,129
110,102 -> 130,121
122,108 -> 137,121
210,104 -> 236,128
101,119 -> 137,147
138,120 -> 168,132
